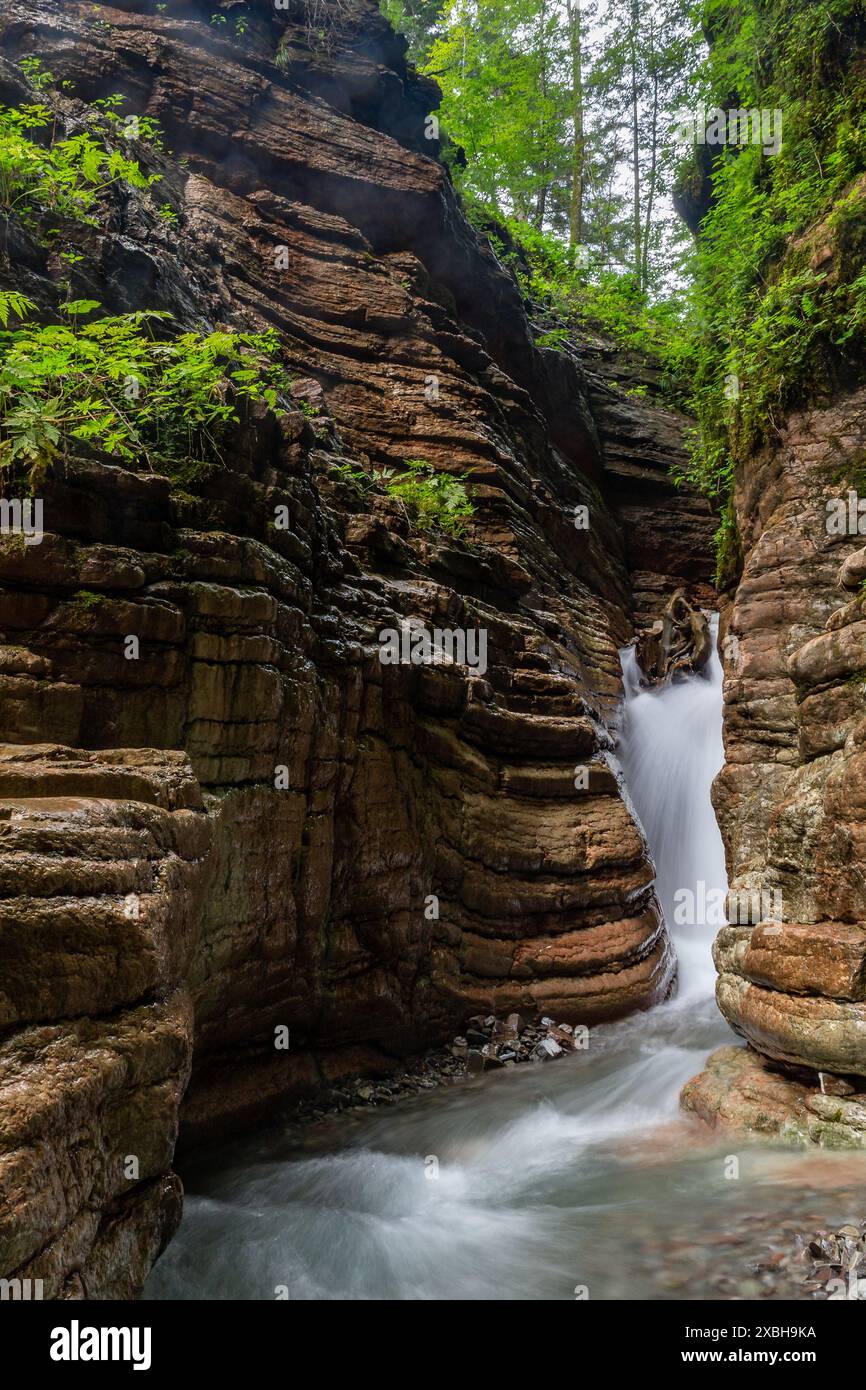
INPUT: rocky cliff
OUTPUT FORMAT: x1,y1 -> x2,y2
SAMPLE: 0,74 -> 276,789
682,374 -> 866,1146
682,202 -> 866,1146
0,0 -> 716,1297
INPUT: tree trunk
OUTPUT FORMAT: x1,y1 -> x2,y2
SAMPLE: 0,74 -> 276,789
566,0 -> 584,248
641,22 -> 659,291
630,0 -> 641,279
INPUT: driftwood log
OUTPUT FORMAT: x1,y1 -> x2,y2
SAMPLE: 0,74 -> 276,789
635,590 -> 712,685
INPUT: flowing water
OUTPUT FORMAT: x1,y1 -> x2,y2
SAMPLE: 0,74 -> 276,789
146,619 -> 864,1301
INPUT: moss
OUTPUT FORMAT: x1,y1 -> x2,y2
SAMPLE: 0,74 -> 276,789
714,497 -> 743,590
71,588 -> 105,609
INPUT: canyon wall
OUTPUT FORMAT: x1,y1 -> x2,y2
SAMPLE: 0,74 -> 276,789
683,208 -> 866,1146
0,0 -> 714,1295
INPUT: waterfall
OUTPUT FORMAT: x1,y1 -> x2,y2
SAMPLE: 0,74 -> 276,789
616,613 -> 727,1001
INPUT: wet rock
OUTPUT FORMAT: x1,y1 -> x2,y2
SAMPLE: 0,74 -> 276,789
535,1037 -> 564,1060
0,0 -> 697,1295
480,1045 -> 505,1070
686,367 -> 866,1138
681,1044 -> 866,1147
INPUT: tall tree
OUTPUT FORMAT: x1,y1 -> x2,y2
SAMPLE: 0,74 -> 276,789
565,0 -> 585,246
629,0 -> 642,278
423,0 -> 571,223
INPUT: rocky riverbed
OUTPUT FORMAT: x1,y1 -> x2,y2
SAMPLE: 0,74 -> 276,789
283,1011 -> 585,1126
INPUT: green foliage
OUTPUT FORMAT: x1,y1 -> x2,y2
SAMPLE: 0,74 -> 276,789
18,57 -> 55,92
326,457 -> 475,537
72,588 -> 105,609
478,210 -> 695,400
423,0 -> 571,225
379,458 -> 475,536
678,0 -> 866,565
91,95 -> 166,150
0,290 -> 36,328
328,460 -> 377,492
380,0 -> 445,60
0,100 -> 157,226
404,0 -> 695,281
0,301 -> 284,486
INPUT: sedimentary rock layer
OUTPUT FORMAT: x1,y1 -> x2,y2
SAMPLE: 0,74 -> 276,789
684,360 -> 866,1135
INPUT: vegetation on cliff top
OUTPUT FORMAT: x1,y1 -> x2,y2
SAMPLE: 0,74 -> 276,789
385,0 -> 866,580
682,0 -> 866,582
0,63 -> 159,226
0,59 -> 287,491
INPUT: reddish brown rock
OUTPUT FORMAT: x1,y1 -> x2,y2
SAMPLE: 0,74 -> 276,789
739,922 -> 866,1002
686,365 -> 866,1133
682,1045 -> 866,1149
0,0 -> 718,1295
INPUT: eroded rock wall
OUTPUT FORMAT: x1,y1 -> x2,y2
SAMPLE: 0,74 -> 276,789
683,379 -> 866,1145
0,0 -> 711,1295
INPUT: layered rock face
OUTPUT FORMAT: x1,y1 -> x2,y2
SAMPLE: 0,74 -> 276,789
0,0 -> 717,1295
683,382 -> 866,1145
581,336 -> 718,625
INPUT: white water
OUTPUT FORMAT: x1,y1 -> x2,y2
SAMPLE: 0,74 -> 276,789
618,615 -> 727,1002
146,619 -> 860,1301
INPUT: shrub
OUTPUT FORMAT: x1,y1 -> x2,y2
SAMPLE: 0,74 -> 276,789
379,458 -> 475,536
0,301 -> 284,485
0,100 -> 157,226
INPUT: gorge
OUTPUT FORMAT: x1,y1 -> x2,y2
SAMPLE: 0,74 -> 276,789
0,0 -> 865,1305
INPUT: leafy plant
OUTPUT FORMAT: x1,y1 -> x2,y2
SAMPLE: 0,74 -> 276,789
0,100 -> 158,226
324,456 -> 475,536
72,588 -> 105,609
91,96 -> 166,151
18,57 -> 55,92
328,460 -> 377,492
378,458 -> 475,536
0,290 -> 36,328
0,301 -> 285,485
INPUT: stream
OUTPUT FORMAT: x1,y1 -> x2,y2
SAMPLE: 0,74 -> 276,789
146,620 -> 864,1301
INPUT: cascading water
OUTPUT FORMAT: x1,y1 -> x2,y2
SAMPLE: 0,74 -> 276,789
618,613 -> 727,1003
146,618 -> 861,1301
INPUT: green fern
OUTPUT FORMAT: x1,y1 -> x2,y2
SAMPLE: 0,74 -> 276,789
0,301 -> 285,486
